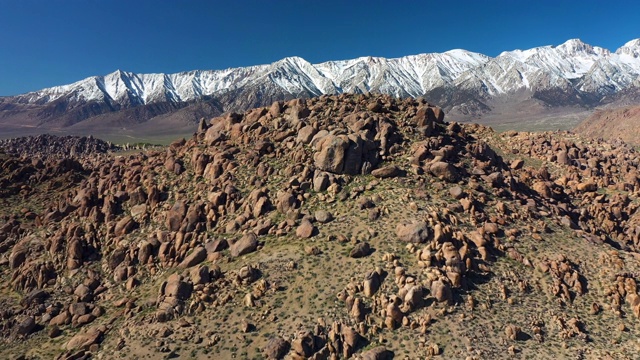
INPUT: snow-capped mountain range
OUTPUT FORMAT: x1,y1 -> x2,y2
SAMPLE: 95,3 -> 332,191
2,38 -> 640,132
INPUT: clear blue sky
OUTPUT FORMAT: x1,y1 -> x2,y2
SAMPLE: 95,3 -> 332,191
1,0 -> 638,96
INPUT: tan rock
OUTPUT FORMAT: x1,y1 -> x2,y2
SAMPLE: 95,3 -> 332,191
396,221 -> 430,243
230,232 -> 258,257
296,219 -> 315,238
430,280 -> 452,304
429,161 -> 459,182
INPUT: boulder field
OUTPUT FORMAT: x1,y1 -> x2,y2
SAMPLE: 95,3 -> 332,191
1,93 -> 640,359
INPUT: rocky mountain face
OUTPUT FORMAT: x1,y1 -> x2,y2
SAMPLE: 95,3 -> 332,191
574,105 -> 640,145
2,94 -> 640,359
1,39 -> 639,136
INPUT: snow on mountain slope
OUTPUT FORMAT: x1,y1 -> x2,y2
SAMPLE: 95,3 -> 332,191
616,39 -> 640,59
6,38 -> 640,113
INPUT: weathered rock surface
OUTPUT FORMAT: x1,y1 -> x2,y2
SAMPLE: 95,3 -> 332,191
396,221 -> 430,243
230,232 -> 259,257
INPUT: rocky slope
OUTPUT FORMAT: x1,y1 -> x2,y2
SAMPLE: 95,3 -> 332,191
0,134 -> 120,158
574,105 -> 640,145
1,94 -> 640,359
2,39 -> 640,137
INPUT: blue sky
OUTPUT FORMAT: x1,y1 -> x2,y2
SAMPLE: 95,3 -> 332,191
1,0 -> 638,96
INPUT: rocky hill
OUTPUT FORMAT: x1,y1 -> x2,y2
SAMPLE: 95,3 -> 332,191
0,134 -> 120,158
1,39 -> 640,138
1,94 -> 640,359
574,105 -> 640,145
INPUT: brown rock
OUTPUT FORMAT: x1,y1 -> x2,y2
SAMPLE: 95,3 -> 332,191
74,284 -> 93,302
449,186 -> 464,199
137,241 -> 154,264
204,238 -> 228,253
532,181 -> 552,199
427,343 -> 441,356
66,326 -> 103,351
74,314 -> 96,328
269,101 -> 283,117
263,336 -> 290,359
69,303 -> 89,316
48,325 -> 62,338
66,238 -> 83,270
484,222 -> 499,235
396,221 -> 430,243
166,200 -> 187,232
296,219 -> 315,238
510,159 -> 524,170
291,331 -> 315,357
414,106 -> 438,135
114,216 -> 136,236
49,311 -> 71,326
230,232 -> 258,257
350,242 -> 371,258
125,277 -> 139,290
197,118 -> 209,133
9,243 -> 28,269
12,316 -> 35,337
386,302 -> 403,324
429,161 -> 458,182
313,134 -> 349,174
362,346 -> 394,360
178,246 -> 207,268
342,325 -> 361,348
253,196 -> 271,218
190,265 -> 210,285
576,182 -> 597,192
405,285 -> 424,309
164,275 -> 192,300
238,265 -> 259,283
363,271 -> 381,297
556,151 -> 569,165
304,245 -> 321,255
276,191 -> 298,214
367,101 -> 383,113
314,210 -> 333,223
371,165 -> 401,178
297,125 -> 318,144
466,231 -> 487,247
313,172 -> 330,192
430,280 -> 452,304
505,324 -> 521,341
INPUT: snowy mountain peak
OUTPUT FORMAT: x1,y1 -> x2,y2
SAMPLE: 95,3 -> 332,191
558,38 -> 587,50
442,49 -> 489,62
5,38 -> 640,119
277,56 -> 308,65
556,38 -> 610,57
616,39 -> 640,58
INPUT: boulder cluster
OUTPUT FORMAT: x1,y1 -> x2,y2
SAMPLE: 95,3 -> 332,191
1,93 -> 640,359
0,134 -> 119,158
499,130 -> 640,250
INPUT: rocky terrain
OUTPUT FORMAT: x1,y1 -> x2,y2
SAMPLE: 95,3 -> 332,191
0,134 -> 120,158
1,93 -> 640,359
574,105 -> 640,145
